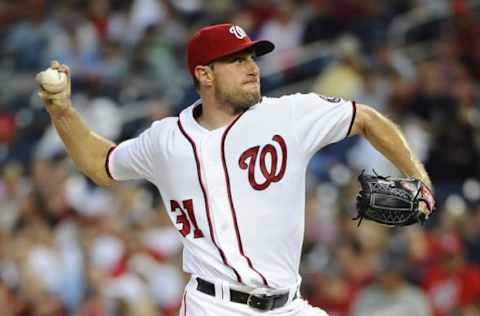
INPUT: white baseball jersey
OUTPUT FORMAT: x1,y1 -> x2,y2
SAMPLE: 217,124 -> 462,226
107,93 -> 355,291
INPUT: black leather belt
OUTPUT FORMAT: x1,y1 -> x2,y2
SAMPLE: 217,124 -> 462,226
196,277 -> 295,311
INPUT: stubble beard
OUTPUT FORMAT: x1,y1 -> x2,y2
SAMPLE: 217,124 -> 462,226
215,84 -> 261,114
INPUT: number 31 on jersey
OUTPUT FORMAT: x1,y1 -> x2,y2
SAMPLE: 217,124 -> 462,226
170,199 -> 204,239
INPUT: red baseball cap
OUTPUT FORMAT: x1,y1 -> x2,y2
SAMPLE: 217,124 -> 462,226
187,23 -> 275,76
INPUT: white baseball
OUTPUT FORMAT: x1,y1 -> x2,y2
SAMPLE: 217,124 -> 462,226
39,68 -> 67,93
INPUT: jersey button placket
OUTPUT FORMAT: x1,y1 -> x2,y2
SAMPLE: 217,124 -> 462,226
204,133 -> 240,261
199,135 -> 219,233
209,134 -> 231,232
201,135 -> 231,244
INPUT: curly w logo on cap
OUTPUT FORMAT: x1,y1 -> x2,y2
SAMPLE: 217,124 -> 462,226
229,25 -> 247,39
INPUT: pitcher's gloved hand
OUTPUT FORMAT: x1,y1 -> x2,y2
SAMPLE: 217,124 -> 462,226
354,170 -> 435,227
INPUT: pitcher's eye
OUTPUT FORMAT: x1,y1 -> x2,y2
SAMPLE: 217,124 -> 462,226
233,56 -> 246,63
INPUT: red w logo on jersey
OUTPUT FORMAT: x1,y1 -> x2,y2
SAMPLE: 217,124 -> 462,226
238,135 -> 287,190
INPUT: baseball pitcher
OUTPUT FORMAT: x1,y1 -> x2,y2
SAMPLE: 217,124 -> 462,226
37,24 -> 435,316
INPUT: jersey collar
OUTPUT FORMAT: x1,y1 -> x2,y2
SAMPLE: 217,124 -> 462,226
179,99 -> 238,136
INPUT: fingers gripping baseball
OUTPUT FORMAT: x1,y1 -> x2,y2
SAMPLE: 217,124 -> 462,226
36,61 -> 72,111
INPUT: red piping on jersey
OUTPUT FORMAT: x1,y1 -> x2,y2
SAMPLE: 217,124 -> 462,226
346,101 -> 357,137
221,111 -> 270,288
183,291 -> 187,316
105,146 -> 117,180
177,119 -> 242,283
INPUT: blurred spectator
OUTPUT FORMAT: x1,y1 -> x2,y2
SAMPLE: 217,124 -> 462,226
123,0 -> 169,45
257,0 -> 304,53
312,35 -> 364,101
257,0 -> 305,73
36,91 -> 121,160
47,3 -> 102,76
129,24 -> 182,91
303,220 -> 385,316
3,0 -> 50,71
243,0 -> 278,32
464,206 -> 480,264
106,0 -> 134,45
451,0 -> 480,80
0,112 -> 16,144
0,1 -> 46,28
351,242 -> 431,316
422,231 -> 480,316
0,163 -> 27,233
87,0 -> 110,41
409,60 -> 480,185
302,0 -> 345,44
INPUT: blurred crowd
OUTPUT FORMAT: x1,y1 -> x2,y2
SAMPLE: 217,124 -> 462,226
0,0 -> 480,315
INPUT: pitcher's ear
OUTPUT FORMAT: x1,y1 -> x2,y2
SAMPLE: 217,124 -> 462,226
194,65 -> 214,88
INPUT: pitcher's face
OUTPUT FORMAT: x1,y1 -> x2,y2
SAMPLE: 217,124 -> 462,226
210,51 -> 261,113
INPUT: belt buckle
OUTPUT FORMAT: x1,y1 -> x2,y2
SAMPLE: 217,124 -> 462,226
246,289 -> 274,311
247,293 -> 274,311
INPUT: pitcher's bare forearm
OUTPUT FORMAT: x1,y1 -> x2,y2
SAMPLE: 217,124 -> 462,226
48,103 -> 115,186
351,104 -> 432,188
37,61 -> 116,187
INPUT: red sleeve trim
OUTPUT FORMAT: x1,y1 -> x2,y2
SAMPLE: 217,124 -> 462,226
346,101 -> 357,137
105,146 -> 117,180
